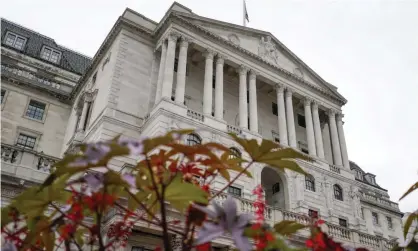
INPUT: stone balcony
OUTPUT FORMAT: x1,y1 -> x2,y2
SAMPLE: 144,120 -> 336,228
1,143 -> 56,183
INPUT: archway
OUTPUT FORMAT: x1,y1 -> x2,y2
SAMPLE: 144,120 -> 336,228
261,166 -> 289,209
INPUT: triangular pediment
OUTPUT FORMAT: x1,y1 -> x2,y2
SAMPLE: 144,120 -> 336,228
172,12 -> 345,102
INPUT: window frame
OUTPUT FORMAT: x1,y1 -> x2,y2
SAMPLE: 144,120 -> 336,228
40,45 -> 62,64
305,175 -> 316,192
272,102 -> 278,116
386,216 -> 393,229
16,134 -> 37,149
24,99 -> 48,122
186,133 -> 202,146
338,218 -> 348,228
355,169 -> 363,180
297,114 -> 306,128
3,31 -> 27,50
308,209 -> 319,218
228,186 -> 242,197
14,126 -> 42,151
372,212 -> 379,225
333,184 -> 343,201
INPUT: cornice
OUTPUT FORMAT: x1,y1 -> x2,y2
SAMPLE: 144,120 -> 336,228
164,14 -> 346,106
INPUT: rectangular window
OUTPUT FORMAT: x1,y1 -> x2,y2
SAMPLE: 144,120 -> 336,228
1,90 -> 5,104
386,216 -> 393,229
26,100 -> 46,120
308,209 -> 318,218
16,134 -> 36,149
272,102 -> 278,116
298,114 -> 306,128
372,212 -> 379,225
40,46 -> 61,64
3,31 -> 27,50
228,186 -> 242,197
339,218 -> 348,228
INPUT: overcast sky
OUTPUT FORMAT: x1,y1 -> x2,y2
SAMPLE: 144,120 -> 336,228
1,0 -> 417,212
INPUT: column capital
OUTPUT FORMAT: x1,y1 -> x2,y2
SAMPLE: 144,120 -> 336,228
327,109 -> 338,117
203,49 -> 215,59
285,88 -> 294,98
238,65 -> 248,75
275,83 -> 285,93
166,31 -> 180,42
179,36 -> 190,48
304,97 -> 313,106
336,112 -> 344,121
249,69 -> 257,80
216,54 -> 225,65
312,100 -> 319,108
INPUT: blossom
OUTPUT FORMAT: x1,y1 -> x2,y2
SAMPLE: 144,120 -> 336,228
1,241 -> 17,251
84,172 -> 104,192
118,137 -> 146,156
70,142 -> 111,167
193,196 -> 253,251
122,173 -> 136,188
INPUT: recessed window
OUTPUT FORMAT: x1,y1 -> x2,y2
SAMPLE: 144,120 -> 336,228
361,207 -> 365,219
272,182 -> 280,194
1,90 -> 6,104
301,148 -> 309,154
272,102 -> 278,116
26,100 -> 46,120
372,212 -> 379,225
40,46 -> 61,64
355,169 -> 363,180
3,31 -> 27,50
229,147 -> 241,159
308,209 -> 318,218
228,186 -> 242,197
333,184 -> 343,201
386,216 -> 393,229
305,175 -> 315,192
186,133 -> 201,146
16,134 -> 36,149
297,114 -> 306,128
339,218 -> 348,228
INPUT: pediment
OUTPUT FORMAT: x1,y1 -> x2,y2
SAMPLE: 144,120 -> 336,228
173,13 -> 345,102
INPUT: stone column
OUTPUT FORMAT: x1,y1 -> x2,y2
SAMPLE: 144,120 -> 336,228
214,55 -> 224,120
276,84 -> 288,145
161,33 -> 178,99
285,89 -> 297,147
312,101 -> 325,159
328,110 -> 343,166
203,49 -> 215,115
337,113 -> 350,169
304,98 -> 316,156
238,65 -> 248,129
248,70 -> 258,133
174,37 -> 189,104
155,40 -> 167,103
77,101 -> 89,132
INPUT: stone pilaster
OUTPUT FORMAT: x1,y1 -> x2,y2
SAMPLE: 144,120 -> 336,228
161,32 -> 178,99
174,36 -> 189,104
155,39 -> 167,103
203,49 -> 215,115
238,65 -> 248,129
337,113 -> 350,169
275,84 -> 288,145
77,100 -> 89,132
312,101 -> 325,159
304,98 -> 317,156
328,109 -> 343,166
285,89 -> 297,147
248,70 -> 258,133
214,54 -> 225,120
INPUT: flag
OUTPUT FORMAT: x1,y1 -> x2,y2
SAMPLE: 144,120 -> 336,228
244,0 -> 249,23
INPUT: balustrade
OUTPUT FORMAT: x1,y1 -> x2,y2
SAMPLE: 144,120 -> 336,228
227,124 -> 242,135
329,164 -> 341,174
186,109 -> 204,122
327,223 -> 351,240
358,232 -> 380,249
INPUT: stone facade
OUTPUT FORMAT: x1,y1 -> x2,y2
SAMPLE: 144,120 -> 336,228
0,3 -> 403,250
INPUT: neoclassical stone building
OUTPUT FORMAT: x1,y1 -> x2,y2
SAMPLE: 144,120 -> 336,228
1,2 -> 404,250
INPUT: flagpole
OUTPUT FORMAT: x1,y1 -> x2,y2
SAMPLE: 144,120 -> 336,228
243,0 -> 246,27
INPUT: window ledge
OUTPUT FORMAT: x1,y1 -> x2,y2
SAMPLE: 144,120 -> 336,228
23,115 -> 45,124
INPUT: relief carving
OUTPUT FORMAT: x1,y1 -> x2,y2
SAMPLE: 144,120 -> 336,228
228,34 -> 240,46
258,36 -> 279,65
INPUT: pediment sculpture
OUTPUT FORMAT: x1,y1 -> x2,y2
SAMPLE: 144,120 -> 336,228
258,36 -> 279,65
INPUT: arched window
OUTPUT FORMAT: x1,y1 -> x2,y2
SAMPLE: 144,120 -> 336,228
305,175 -> 316,192
272,182 -> 280,194
334,184 -> 343,201
186,133 -> 201,146
229,147 -> 241,159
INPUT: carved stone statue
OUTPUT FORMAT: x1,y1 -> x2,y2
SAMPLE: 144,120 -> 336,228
258,36 -> 279,65
349,186 -> 362,219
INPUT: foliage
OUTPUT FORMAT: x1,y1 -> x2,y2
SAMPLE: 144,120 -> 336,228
0,130 -> 382,251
